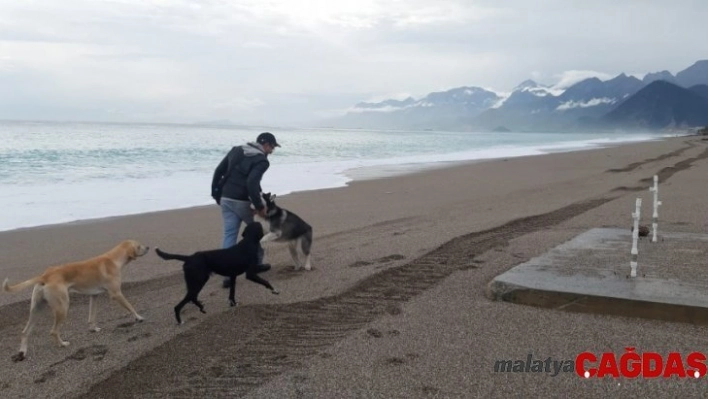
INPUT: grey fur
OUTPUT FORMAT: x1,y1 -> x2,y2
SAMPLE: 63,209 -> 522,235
259,193 -> 313,271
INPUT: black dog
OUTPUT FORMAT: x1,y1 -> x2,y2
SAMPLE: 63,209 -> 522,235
155,222 -> 279,324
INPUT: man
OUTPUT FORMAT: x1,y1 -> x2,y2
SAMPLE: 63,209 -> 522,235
212,132 -> 280,288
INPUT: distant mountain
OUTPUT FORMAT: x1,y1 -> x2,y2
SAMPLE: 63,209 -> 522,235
353,97 -> 416,111
493,80 -> 557,109
471,80 -> 558,131
554,73 -> 643,114
473,73 -> 644,131
676,60 -> 708,88
326,59 -> 708,132
330,86 -> 501,130
604,81 -> 708,129
642,70 -> 678,85
689,84 -> 708,99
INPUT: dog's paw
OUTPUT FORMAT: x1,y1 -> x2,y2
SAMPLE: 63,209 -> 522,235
271,289 -> 280,295
60,341 -> 70,347
229,300 -> 239,307
11,352 -> 26,362
135,315 -> 144,323
89,326 -> 101,333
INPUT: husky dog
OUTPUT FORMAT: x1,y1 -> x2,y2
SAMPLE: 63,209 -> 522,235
259,192 -> 313,271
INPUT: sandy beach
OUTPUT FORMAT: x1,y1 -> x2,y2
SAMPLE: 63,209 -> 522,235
1,135 -> 708,398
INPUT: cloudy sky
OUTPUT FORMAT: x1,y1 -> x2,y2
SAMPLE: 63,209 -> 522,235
1,0 -> 706,126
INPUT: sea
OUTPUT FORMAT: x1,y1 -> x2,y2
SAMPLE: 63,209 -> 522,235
0,120 -> 674,232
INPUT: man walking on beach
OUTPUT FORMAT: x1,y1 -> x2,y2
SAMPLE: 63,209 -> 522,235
212,132 -> 280,288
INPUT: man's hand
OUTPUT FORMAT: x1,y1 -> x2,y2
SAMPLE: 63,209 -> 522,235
256,207 -> 267,218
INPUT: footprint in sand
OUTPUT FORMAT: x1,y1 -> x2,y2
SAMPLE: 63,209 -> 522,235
383,353 -> 419,366
34,370 -> 56,384
385,357 -> 406,365
385,304 -> 402,315
51,344 -> 109,367
127,333 -> 152,342
209,365 -> 227,378
114,321 -> 141,331
366,328 -> 383,338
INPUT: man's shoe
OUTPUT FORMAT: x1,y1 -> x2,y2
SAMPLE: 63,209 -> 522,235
256,263 -> 271,273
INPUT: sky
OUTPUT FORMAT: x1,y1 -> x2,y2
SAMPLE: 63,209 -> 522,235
1,0 -> 706,126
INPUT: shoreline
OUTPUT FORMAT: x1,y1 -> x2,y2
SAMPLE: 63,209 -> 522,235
0,133 -> 678,234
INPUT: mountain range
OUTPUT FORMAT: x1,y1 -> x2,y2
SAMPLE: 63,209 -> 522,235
325,60 -> 708,132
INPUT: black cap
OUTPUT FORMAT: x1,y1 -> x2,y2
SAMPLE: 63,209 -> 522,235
257,132 -> 280,147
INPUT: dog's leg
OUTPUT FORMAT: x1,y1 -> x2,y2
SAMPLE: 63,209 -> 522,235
190,283 -> 207,313
88,295 -> 101,332
301,231 -> 313,271
13,284 -> 44,362
260,231 -> 280,244
303,253 -> 312,271
176,264 -> 208,325
288,240 -> 302,270
108,285 -> 143,322
45,286 -> 70,348
228,275 -> 238,306
174,295 -> 191,325
245,270 -> 279,295
192,299 -> 206,313
185,267 -> 208,313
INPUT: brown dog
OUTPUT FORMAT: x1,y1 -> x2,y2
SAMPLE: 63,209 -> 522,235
2,239 -> 149,361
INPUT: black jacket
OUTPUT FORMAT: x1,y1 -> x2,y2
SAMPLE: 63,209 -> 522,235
212,143 -> 270,210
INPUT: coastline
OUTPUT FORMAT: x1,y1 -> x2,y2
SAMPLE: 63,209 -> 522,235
0,135 -> 706,398
0,133 -> 677,234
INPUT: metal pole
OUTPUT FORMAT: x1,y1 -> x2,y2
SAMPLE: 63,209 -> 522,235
630,198 -> 642,278
649,175 -> 662,243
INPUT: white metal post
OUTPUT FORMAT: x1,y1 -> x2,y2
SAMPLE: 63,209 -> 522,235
649,175 -> 662,243
630,198 -> 642,278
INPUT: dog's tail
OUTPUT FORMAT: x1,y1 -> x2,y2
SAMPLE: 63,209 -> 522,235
155,248 -> 191,262
3,276 -> 42,293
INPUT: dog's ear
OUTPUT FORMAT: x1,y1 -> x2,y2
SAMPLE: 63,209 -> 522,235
124,240 -> 138,260
260,192 -> 271,203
